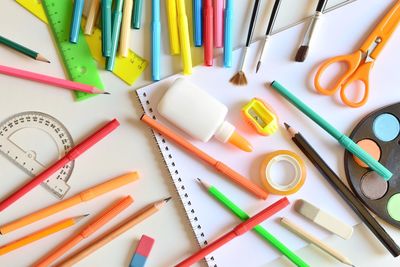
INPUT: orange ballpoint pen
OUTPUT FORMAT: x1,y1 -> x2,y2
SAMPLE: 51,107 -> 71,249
33,196 -> 133,267
0,172 -> 139,235
314,0 -> 400,108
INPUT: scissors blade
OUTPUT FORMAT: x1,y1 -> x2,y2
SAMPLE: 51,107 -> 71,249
360,1 -> 400,59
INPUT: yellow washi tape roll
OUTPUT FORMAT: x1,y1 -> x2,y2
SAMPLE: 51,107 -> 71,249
260,150 -> 306,195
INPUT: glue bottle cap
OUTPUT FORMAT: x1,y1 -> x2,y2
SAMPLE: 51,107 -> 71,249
228,131 -> 253,152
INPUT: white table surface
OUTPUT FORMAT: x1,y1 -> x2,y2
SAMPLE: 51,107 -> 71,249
1,0 -> 400,266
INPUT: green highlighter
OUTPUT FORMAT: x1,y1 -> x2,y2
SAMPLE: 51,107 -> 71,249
106,0 -> 124,71
198,179 -> 309,267
270,81 -> 392,180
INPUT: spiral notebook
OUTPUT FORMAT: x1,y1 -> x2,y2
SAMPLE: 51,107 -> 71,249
136,0 -> 398,265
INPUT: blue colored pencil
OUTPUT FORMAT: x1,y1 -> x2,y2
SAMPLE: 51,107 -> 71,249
102,0 -> 112,57
106,0 -> 124,71
152,0 -> 161,81
69,0 -> 84,43
193,0 -> 202,47
224,0 -> 233,67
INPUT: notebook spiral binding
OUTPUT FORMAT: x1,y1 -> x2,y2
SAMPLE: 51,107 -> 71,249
136,91 -> 217,267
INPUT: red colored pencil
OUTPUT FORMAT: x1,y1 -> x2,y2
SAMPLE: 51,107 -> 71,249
175,197 -> 289,267
204,0 -> 213,66
0,119 -> 120,212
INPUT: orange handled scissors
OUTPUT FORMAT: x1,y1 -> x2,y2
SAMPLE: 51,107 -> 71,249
314,1 -> 400,108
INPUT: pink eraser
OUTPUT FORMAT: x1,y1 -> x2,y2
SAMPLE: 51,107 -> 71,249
135,235 -> 155,257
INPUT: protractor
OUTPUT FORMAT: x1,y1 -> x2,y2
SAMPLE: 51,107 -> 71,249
0,112 -> 74,199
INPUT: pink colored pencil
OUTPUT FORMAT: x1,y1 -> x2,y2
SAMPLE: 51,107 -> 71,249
204,0 -> 213,66
0,119 -> 120,212
0,64 -> 108,94
213,0 -> 224,48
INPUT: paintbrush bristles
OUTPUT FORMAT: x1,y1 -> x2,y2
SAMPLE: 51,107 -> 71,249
295,45 -> 309,62
229,71 -> 248,86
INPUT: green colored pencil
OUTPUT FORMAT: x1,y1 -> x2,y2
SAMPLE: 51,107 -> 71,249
197,178 -> 309,267
0,35 -> 50,63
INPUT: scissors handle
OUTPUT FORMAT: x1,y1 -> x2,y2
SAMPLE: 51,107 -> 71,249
339,61 -> 373,108
314,51 -> 363,96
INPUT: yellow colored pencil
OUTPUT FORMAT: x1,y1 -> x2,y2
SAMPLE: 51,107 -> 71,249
0,215 -> 87,255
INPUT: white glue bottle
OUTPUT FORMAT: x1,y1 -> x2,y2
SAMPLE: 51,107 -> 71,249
157,78 -> 252,152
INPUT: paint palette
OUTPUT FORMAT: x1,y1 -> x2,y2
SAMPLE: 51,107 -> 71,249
344,102 -> 400,227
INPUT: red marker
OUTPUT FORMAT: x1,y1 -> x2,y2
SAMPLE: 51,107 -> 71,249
204,0 -> 213,66
0,119 -> 120,212
175,197 -> 289,266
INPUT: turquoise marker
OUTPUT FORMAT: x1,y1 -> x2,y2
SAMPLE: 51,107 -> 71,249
151,0 -> 161,81
106,0 -> 124,71
270,81 -> 392,180
69,0 -> 84,43
223,0 -> 233,67
102,0 -> 112,57
132,0 -> 143,29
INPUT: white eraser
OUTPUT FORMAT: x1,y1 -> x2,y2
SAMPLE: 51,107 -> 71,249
294,199 -> 353,239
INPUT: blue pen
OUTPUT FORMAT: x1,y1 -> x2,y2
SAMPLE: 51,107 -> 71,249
102,0 -> 112,57
224,0 -> 233,67
193,0 -> 202,47
69,0 -> 84,43
152,0 -> 161,81
106,0 -> 124,71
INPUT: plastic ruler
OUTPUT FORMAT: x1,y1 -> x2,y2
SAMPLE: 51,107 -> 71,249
0,112 -> 74,199
16,0 -> 148,86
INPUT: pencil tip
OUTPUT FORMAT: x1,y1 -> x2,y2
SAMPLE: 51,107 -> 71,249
196,178 -> 201,183
283,122 -> 290,130
256,61 -> 261,73
84,214 -> 90,217
164,197 -> 172,202
103,92 -> 111,95
46,60 -> 51,63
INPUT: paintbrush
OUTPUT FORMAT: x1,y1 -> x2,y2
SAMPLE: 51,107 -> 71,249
256,0 -> 282,73
295,0 -> 328,62
229,0 -> 261,86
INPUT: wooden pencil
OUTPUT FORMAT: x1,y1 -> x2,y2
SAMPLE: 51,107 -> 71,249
0,35 -> 50,63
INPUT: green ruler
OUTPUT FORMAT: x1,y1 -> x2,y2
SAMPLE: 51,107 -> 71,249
42,0 -> 104,101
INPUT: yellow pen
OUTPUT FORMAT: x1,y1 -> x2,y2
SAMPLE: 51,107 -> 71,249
166,0 -> 180,55
176,0 -> 192,75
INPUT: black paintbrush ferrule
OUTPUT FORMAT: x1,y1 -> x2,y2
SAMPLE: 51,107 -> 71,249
316,0 -> 328,12
245,0 -> 262,46
265,0 -> 282,35
292,131 -> 400,257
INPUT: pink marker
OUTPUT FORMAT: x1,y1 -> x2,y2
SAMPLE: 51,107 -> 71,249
214,0 -> 224,48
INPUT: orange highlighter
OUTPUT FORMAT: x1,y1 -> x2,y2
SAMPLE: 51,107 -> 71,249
33,196 -> 133,267
0,215 -> 86,255
141,114 -> 268,199
0,172 -> 139,235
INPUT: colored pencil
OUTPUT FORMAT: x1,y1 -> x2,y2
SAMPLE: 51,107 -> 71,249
0,215 -> 87,256
176,0 -> 192,75
69,0 -> 84,43
102,0 -> 112,57
0,64 -> 108,94
214,0 -> 224,48
193,0 -> 203,47
152,0 -> 161,81
84,0 -> 100,35
270,81 -> 392,180
175,197 -> 289,266
132,0 -> 144,29
198,179 -> 309,267
284,123 -> 400,257
57,198 -> 170,267
0,119 -> 120,212
166,0 -> 180,55
256,0 -> 282,72
140,114 -> 268,199
0,172 -> 139,235
223,0 -> 233,68
280,217 -> 354,266
204,0 -> 214,66
0,35 -> 49,63
34,196 -> 133,267
119,0 -> 134,57
106,0 -> 124,71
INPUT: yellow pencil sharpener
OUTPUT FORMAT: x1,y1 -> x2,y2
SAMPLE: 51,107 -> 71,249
241,98 -> 278,136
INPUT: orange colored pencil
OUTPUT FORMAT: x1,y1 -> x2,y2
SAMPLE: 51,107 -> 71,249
33,196 -> 133,267
140,114 -> 268,199
0,172 -> 139,235
0,215 -> 87,255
